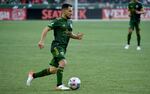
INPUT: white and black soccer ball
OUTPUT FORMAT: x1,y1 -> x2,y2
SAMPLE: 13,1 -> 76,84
68,77 -> 81,90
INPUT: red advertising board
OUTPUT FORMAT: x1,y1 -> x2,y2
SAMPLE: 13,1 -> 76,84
102,8 -> 150,19
41,9 -> 100,20
1,8 -> 150,20
0,9 -> 26,20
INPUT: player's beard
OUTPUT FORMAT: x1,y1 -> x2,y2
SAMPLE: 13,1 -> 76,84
65,14 -> 72,19
66,15 -> 71,19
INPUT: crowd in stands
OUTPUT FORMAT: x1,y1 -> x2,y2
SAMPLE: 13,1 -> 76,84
0,0 -> 62,4
79,0 -> 149,5
0,0 -> 150,5
79,0 -> 150,4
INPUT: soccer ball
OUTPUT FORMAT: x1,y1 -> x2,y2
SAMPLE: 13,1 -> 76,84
68,77 -> 81,90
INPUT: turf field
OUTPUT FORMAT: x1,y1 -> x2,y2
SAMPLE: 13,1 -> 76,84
0,20 -> 150,94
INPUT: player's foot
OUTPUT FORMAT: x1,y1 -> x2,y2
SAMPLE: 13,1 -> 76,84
124,44 -> 129,49
137,46 -> 141,50
26,71 -> 34,86
55,84 -> 70,91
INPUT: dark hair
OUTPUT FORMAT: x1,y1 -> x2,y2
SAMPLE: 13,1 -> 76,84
62,3 -> 72,9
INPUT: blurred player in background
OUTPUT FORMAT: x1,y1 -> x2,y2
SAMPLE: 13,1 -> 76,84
26,3 -> 83,90
124,0 -> 145,50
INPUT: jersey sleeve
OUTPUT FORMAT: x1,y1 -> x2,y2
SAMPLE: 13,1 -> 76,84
68,20 -> 73,32
47,19 -> 56,29
139,3 -> 143,10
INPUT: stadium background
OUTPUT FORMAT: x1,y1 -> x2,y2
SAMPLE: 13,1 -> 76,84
0,0 -> 150,20
0,0 -> 150,94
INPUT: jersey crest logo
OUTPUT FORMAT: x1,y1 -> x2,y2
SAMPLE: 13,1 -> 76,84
60,52 -> 64,55
62,24 -> 66,27
70,24 -> 73,28
50,22 -> 54,25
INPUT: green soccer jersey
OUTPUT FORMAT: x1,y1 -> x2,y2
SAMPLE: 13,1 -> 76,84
128,1 -> 143,22
48,17 -> 73,51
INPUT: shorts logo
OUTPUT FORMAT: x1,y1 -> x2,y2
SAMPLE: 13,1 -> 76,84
63,24 -> 66,27
70,24 -> 72,28
136,5 -> 139,8
60,52 -> 64,55
49,22 -> 54,27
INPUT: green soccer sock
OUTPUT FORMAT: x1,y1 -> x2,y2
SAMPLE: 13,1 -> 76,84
33,68 -> 51,78
56,67 -> 64,86
127,33 -> 132,45
137,33 -> 141,46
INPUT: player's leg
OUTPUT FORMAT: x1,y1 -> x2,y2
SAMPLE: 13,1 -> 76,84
127,28 -> 133,45
135,22 -> 141,50
56,59 -> 70,90
26,46 -> 63,86
33,66 -> 57,78
26,55 -> 58,86
56,59 -> 66,86
51,46 -> 70,90
125,21 -> 134,49
26,64 -> 57,86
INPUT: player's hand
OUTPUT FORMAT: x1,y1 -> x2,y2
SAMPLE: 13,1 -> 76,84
77,32 -> 84,40
38,41 -> 44,49
135,10 -> 141,14
128,12 -> 131,17
135,10 -> 139,14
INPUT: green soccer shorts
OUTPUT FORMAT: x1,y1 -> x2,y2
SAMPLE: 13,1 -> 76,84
49,46 -> 66,68
129,20 -> 140,31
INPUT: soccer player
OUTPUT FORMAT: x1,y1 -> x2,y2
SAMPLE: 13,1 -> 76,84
124,0 -> 145,50
26,3 -> 83,90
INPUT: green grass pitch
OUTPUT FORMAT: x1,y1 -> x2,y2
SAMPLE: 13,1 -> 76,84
0,20 -> 150,94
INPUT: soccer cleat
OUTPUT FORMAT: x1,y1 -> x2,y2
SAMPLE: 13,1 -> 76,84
55,84 -> 70,91
124,44 -> 129,49
137,46 -> 141,50
26,72 -> 34,86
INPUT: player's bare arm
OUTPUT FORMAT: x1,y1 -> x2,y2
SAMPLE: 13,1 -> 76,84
38,26 -> 51,49
128,7 -> 133,17
136,8 -> 145,14
69,32 -> 84,40
128,10 -> 131,17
